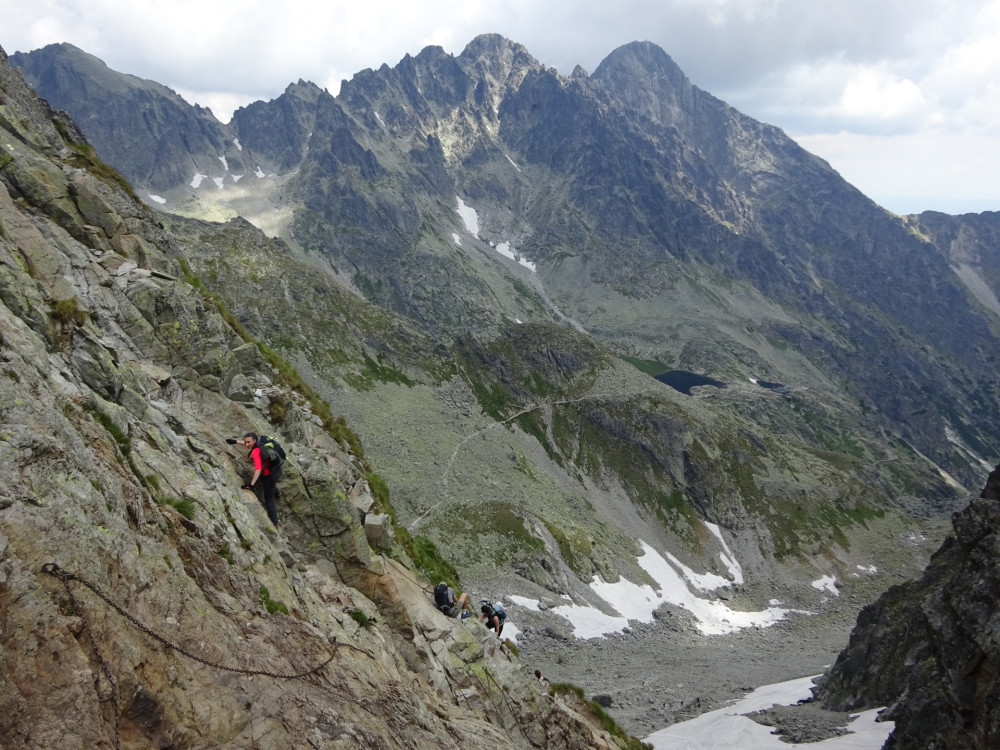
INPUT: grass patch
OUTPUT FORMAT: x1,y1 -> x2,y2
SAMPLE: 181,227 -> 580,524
218,542 -> 234,566
259,585 -> 289,615
50,297 -> 89,328
549,683 -> 651,750
84,405 -> 131,457
159,497 -> 195,520
350,609 -> 375,628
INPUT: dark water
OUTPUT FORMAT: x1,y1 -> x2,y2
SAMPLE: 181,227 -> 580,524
654,370 -> 727,395
755,379 -> 790,395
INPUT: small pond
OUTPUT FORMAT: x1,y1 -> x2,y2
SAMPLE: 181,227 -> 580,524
654,370 -> 727,395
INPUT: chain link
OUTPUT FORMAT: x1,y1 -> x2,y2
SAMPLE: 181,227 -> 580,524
53,563 -> 122,750
41,562 -> 369,678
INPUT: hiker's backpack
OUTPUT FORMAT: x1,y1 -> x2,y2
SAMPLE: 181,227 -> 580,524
257,435 -> 286,469
481,599 -> 506,622
433,584 -> 452,613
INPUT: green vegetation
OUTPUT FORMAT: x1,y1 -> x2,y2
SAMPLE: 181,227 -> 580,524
621,355 -> 668,376
218,542 -> 234,565
84,405 -> 132,457
53,121 -> 141,202
543,520 -> 592,576
259,585 -> 289,615
344,354 -> 415,390
349,609 -> 374,628
159,497 -> 195,520
50,297 -> 89,328
549,683 -> 652,750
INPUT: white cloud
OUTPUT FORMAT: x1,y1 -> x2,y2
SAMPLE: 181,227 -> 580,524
839,67 -> 928,122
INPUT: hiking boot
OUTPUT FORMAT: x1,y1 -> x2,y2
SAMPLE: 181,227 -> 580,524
460,611 -> 472,620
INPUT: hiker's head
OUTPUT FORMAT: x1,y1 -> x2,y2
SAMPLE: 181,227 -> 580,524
242,432 -> 258,448
481,604 -> 491,615
534,670 -> 542,679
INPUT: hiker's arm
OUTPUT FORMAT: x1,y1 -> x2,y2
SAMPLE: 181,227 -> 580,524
492,615 -> 501,634
249,448 -> 262,486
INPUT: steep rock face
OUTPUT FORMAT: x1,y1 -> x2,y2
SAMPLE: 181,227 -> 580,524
0,46 -> 631,750
230,80 -> 324,172
10,43 -> 260,192
909,210 -> 1000,317
816,463 -> 1000,749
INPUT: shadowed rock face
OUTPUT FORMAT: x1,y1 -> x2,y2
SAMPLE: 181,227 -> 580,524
816,462 -> 1000,749
0,45 -> 631,750
10,43 -> 260,191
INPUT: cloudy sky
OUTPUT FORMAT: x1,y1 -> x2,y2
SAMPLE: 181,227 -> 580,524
3,0 -> 1000,214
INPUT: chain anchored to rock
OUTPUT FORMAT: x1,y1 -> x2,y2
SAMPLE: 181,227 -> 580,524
42,563 -> 375,677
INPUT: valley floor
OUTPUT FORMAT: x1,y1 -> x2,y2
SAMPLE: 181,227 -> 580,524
515,568 -> 908,743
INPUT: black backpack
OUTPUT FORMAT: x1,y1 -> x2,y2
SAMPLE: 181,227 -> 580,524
257,435 -> 286,469
434,584 -> 452,612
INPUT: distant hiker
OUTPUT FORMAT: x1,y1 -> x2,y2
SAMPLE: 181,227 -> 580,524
227,432 -> 284,527
479,601 -> 506,637
534,669 -> 549,684
433,582 -> 473,619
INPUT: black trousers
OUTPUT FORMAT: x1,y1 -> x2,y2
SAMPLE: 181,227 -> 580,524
261,472 -> 279,526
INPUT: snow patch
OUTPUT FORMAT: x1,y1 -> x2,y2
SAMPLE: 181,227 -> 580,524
455,196 -> 479,237
233,138 -> 242,151
507,595 -> 540,611
856,564 -> 877,574
374,111 -> 385,127
232,174 -> 243,183
219,155 -> 229,171
705,522 -> 744,585
451,233 -> 461,246
254,166 -> 266,178
550,541 -> 803,639
495,241 -> 537,272
147,193 -> 166,205
190,173 -> 207,188
501,621 -> 521,644
646,675 -> 893,750
212,177 -> 224,189
812,575 -> 839,595
504,152 -> 522,172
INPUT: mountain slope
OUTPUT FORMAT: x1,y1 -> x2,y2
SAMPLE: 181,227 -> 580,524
0,44 -> 636,750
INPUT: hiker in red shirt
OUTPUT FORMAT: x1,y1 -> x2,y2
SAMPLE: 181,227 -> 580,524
229,432 -> 282,527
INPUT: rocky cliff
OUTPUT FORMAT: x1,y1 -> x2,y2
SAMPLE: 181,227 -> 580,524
815,463 -> 1000,748
0,45 -> 639,749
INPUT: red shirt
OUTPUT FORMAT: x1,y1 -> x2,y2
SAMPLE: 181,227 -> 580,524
250,446 -> 272,475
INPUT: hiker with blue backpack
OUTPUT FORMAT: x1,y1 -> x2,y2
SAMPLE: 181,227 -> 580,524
227,432 -> 285,527
479,601 -> 506,637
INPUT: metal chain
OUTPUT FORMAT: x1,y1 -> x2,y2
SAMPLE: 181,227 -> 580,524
54,564 -> 122,750
42,563 -> 376,676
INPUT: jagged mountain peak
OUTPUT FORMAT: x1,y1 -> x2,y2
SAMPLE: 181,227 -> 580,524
592,40 -> 697,125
